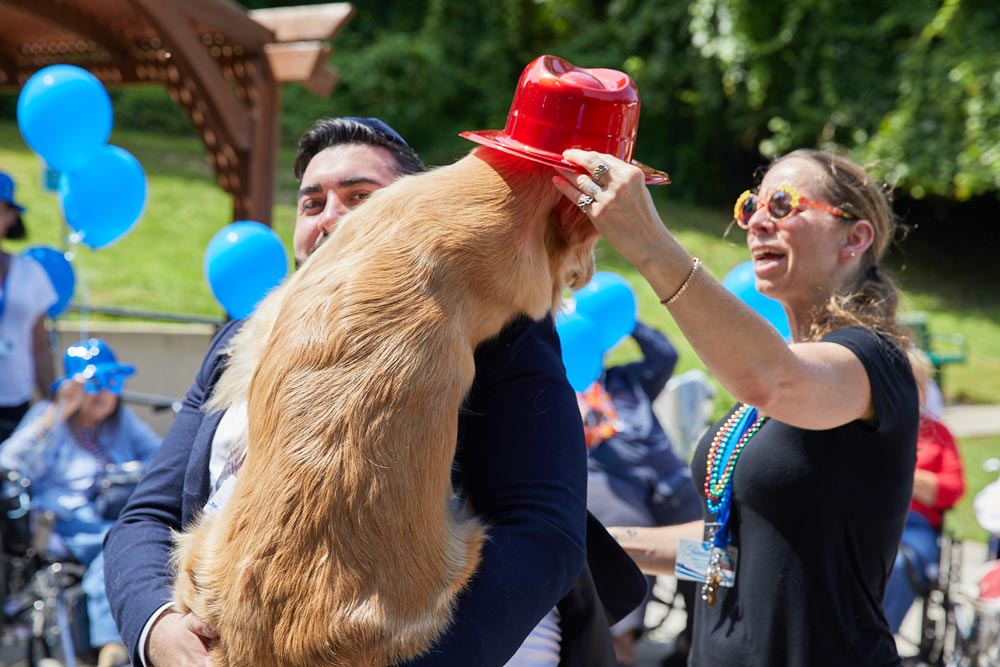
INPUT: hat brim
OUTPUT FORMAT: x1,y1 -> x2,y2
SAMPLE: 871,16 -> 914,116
1,198 -> 25,213
87,362 -> 136,378
52,363 -> 135,394
460,130 -> 670,185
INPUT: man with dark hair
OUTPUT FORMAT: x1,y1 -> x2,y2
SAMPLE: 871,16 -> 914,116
289,116 -> 425,268
104,116 -> 644,667
292,116 -> 425,180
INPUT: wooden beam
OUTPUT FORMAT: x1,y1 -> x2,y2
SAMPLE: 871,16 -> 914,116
263,42 -> 330,83
171,0 -> 275,53
132,0 -> 252,151
248,3 -> 354,43
0,50 -> 18,87
303,64 -> 338,98
5,0 -> 132,62
238,55 -> 280,226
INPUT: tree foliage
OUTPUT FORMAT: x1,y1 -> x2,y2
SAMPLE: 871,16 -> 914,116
278,0 -> 1000,204
3,0 -> 994,206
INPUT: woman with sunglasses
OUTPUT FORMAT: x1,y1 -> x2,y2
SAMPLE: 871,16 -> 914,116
554,149 -> 918,666
0,338 -> 161,667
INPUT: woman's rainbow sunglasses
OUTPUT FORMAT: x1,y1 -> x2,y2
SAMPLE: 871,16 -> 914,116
733,184 -> 855,228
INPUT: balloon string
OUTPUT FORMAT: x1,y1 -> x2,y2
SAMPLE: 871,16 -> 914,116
67,231 -> 89,341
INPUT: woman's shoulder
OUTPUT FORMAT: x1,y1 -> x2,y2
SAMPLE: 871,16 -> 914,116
821,325 -> 908,364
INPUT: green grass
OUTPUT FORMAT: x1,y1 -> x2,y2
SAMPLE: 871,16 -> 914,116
947,435 -> 999,543
2,120 -> 998,542
0,121 -> 300,318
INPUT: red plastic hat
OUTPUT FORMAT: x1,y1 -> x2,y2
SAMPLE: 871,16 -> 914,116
460,55 -> 670,185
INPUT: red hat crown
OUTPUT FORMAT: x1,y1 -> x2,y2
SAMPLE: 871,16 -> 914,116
461,56 -> 668,184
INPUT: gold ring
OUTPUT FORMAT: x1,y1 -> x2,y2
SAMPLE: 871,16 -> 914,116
577,194 -> 595,210
592,163 -> 610,180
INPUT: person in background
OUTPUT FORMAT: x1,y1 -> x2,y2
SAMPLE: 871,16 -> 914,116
0,170 -> 56,441
554,147 -> 919,666
104,116 -> 644,667
579,321 -> 701,667
1,338 -> 161,667
883,350 -> 965,633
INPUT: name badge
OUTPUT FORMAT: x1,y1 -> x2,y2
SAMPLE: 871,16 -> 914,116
675,538 -> 738,587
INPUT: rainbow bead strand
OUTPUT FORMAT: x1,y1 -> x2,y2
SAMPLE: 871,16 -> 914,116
704,404 -> 768,514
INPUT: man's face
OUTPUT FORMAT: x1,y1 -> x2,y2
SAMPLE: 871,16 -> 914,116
293,143 -> 401,266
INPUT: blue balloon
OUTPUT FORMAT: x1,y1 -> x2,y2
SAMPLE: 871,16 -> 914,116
555,311 -> 605,392
721,260 -> 791,340
573,271 -> 637,353
23,246 -> 75,318
17,65 -> 113,172
58,145 -> 147,249
205,221 -> 289,319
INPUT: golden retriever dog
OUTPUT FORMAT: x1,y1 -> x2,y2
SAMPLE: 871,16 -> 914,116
171,146 -> 599,667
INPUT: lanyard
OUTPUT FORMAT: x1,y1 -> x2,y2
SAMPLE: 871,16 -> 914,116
704,405 -> 766,548
701,404 -> 767,605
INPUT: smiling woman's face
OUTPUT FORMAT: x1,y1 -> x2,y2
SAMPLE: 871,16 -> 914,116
77,389 -> 119,425
743,157 -> 855,315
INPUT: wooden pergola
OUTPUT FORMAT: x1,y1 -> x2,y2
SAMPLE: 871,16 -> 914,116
0,0 -> 355,226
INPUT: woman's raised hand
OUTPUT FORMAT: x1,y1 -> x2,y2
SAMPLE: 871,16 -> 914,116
53,376 -> 86,421
552,149 -> 670,271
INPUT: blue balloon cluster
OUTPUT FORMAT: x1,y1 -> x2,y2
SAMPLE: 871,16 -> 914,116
16,65 -> 112,173
23,246 -> 75,318
204,221 -> 289,319
554,312 -> 604,392
17,65 -> 147,249
59,146 -> 147,249
721,260 -> 791,339
555,272 -> 637,392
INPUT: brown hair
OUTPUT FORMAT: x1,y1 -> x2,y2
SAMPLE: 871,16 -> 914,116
776,149 -> 909,347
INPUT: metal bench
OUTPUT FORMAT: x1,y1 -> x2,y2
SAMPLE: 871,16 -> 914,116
899,312 -> 969,393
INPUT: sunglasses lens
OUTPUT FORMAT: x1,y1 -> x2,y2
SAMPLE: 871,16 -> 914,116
736,192 -> 756,225
769,190 -> 794,219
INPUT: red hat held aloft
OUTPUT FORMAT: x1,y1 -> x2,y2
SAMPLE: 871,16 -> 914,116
461,55 -> 669,185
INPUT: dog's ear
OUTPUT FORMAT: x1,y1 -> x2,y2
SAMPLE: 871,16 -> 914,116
556,198 -> 599,289
563,236 -> 598,290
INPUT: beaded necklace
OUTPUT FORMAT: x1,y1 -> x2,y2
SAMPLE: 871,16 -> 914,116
703,403 -> 768,513
700,403 -> 768,605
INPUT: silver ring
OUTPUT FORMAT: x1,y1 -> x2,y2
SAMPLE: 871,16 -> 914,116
592,163 -> 610,180
577,194 -> 595,210
583,179 -> 602,196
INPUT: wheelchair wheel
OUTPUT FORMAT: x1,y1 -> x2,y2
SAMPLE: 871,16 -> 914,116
19,559 -> 89,667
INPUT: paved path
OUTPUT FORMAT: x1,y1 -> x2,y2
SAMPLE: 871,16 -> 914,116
943,404 -> 1000,438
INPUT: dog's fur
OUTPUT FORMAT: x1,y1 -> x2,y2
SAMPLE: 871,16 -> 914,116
171,147 -> 599,667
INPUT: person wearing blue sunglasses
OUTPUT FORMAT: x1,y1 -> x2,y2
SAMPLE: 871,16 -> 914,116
1,338 -> 161,667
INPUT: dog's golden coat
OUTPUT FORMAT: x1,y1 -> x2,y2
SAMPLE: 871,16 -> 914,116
172,148 -> 598,667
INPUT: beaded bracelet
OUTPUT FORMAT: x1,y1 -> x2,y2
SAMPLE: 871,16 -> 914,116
660,257 -> 702,305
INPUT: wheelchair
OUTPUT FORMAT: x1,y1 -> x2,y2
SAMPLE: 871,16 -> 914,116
1,464 -> 142,667
897,532 -> 963,667
899,532 -> 1000,667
